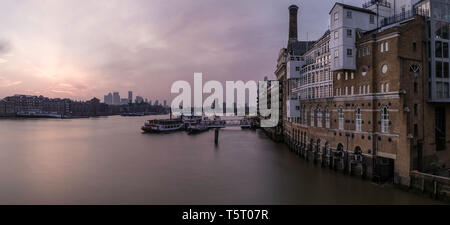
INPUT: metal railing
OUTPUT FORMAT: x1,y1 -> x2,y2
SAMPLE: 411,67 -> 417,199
380,8 -> 430,27
363,0 -> 391,9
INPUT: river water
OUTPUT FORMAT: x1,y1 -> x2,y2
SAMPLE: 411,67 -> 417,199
0,115 -> 441,204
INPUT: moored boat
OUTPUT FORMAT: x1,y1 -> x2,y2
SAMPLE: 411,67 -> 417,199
141,119 -> 184,133
16,110 -> 62,118
188,122 -> 209,134
121,112 -> 145,117
239,118 -> 252,129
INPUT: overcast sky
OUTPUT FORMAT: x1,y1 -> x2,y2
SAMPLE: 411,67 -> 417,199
0,0 -> 362,101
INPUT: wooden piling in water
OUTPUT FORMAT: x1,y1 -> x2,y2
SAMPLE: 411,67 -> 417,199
214,128 -> 219,145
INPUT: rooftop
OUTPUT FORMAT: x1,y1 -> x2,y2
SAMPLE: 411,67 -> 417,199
288,41 -> 316,56
329,2 -> 377,15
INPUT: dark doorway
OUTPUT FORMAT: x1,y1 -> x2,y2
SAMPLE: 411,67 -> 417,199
376,157 -> 394,183
417,142 -> 423,172
435,106 -> 446,151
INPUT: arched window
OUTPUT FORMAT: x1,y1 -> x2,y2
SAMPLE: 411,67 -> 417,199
325,106 -> 330,128
354,146 -> 363,161
338,106 -> 344,130
310,107 -> 315,127
355,107 -> 362,131
381,106 -> 389,133
317,106 -> 322,128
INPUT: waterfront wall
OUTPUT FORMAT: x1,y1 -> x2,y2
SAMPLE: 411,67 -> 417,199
283,133 -> 381,181
410,171 -> 450,202
281,132 -> 450,202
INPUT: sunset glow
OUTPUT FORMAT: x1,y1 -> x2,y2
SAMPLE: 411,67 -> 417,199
0,0 -> 361,100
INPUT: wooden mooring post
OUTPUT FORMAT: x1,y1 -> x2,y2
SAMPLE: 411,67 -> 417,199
214,128 -> 219,145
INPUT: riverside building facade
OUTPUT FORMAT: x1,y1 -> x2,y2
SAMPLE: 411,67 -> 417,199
279,0 -> 450,186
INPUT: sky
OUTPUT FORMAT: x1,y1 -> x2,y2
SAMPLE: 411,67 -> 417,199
0,0 -> 362,102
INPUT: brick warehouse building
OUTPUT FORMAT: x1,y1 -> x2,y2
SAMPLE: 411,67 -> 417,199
278,0 -> 450,186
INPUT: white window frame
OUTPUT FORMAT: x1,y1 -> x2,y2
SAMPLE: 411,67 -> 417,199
381,106 -> 389,133
338,106 -> 344,130
355,107 -> 362,131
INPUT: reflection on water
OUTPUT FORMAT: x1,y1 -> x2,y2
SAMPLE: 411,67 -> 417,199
0,116 -> 441,204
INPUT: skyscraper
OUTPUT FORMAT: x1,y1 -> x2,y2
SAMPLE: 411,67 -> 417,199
104,92 -> 113,105
113,92 -> 120,105
128,91 -> 133,104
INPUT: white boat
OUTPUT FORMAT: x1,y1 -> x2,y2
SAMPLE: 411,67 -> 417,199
141,119 -> 184,133
180,115 -> 203,127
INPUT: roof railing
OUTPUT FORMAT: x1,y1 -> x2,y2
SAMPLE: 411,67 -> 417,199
380,8 -> 430,27
363,0 -> 391,9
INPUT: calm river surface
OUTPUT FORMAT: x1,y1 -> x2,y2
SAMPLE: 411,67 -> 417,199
0,115 -> 441,204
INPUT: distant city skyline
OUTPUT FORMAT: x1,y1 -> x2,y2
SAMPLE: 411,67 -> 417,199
0,0 -> 362,101
103,90 -> 166,105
